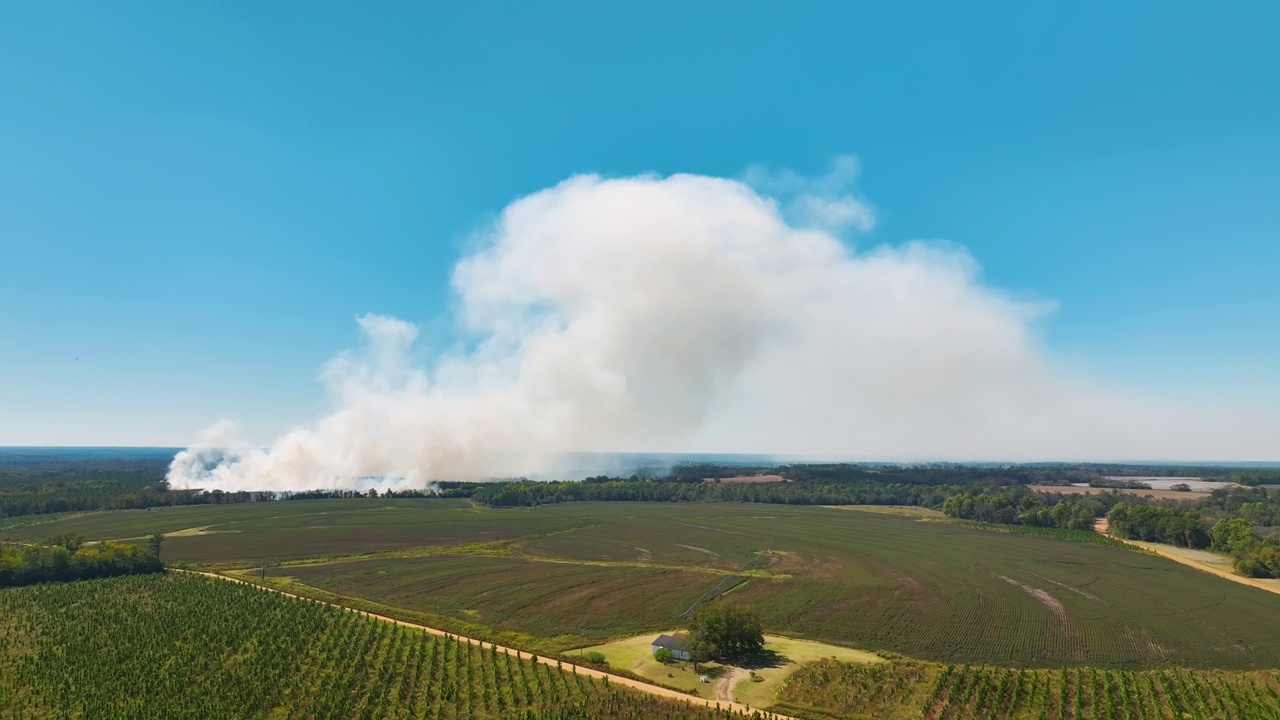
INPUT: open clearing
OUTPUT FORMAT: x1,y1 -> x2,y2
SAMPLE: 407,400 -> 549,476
1101,477 -> 1238,492
821,504 -> 947,518
1030,484 -> 1213,500
580,631 -> 881,709
705,475 -> 787,483
13,499 -> 1280,668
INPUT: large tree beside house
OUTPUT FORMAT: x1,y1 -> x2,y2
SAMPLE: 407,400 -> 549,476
682,603 -> 764,661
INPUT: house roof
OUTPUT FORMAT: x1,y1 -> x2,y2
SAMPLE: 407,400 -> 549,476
652,633 -> 686,650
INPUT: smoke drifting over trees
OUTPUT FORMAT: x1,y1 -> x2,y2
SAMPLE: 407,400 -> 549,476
169,162 -> 1277,491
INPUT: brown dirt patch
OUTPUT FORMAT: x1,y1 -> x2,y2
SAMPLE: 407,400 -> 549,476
997,574 -> 1067,622
717,666 -> 746,702
676,544 -> 721,560
704,475 -> 786,484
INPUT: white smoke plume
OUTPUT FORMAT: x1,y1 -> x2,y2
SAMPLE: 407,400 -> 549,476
168,160 -> 1277,491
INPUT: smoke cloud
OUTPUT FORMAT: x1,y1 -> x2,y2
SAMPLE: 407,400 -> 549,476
169,160 -> 1277,491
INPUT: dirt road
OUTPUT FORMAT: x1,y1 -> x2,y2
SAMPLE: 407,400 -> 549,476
175,569 -> 793,719
1120,541 -> 1280,597
717,666 -> 747,703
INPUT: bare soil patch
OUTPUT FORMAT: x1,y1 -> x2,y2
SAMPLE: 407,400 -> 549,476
165,525 -> 241,538
1034,574 -> 1101,602
822,505 -> 947,519
677,544 -> 720,560
717,666 -> 745,702
997,574 -> 1067,622
705,475 -> 786,484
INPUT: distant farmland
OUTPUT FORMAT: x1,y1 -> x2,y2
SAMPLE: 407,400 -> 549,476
20,499 -> 1280,669
1030,485 -> 1216,500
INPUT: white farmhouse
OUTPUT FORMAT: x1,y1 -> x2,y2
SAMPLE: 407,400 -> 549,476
651,633 -> 691,661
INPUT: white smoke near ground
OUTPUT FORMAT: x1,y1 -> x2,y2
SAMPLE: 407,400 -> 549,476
168,159 -> 1278,491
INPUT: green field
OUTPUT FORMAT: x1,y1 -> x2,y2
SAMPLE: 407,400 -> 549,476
14,499 -> 1280,669
0,572 -> 760,720
774,658 -> 1280,719
4,499 -> 590,563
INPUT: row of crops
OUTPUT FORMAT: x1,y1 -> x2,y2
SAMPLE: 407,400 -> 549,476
776,658 -> 1280,719
0,573 -> 774,720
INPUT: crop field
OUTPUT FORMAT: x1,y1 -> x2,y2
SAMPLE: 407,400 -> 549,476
274,555 -> 717,643
12,500 -> 1280,668
0,572 -> 766,720
2,499 -> 597,563
774,659 -> 1280,720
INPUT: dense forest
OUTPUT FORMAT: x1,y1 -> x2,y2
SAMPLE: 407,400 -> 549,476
0,448 -> 205,517
1101,502 -> 1280,577
1105,504 -> 1211,548
0,534 -> 163,587
0,449 -> 461,519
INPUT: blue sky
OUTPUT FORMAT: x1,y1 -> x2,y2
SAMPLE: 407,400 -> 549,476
1,2 -> 1277,449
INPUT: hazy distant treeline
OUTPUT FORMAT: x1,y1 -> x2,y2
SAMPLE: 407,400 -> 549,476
472,477 -> 957,507
470,465 -> 1280,558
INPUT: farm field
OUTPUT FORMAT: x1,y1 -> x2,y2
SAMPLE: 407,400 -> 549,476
1122,538 -> 1280,597
0,572 -> 766,720
1030,485 -> 1212,501
774,658 -> 1280,720
2,499 -> 597,564
12,500 -> 1280,668
270,555 -> 718,645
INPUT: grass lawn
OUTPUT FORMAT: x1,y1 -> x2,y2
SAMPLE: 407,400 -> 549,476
732,635 -> 882,709
579,631 -> 881,709
578,632 -> 725,697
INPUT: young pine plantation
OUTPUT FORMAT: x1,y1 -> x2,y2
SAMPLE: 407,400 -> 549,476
774,658 -> 1280,720
0,573 -> 772,720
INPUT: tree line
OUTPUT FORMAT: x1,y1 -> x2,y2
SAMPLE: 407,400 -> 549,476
0,533 -> 163,588
471,478 -> 958,508
1100,502 -> 1280,577
1105,504 -> 1210,548
1207,517 -> 1280,577
0,473 -> 464,521
939,486 -> 1103,531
